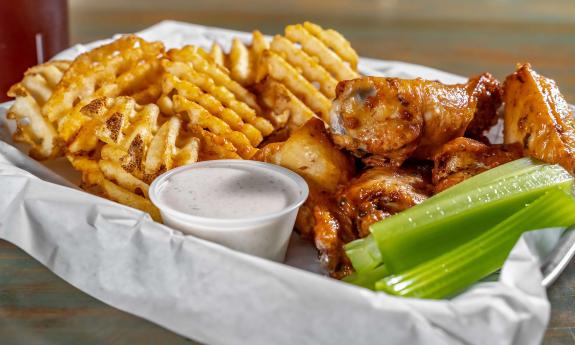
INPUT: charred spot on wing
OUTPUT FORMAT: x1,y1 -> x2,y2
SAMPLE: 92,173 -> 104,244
397,94 -> 410,106
353,86 -> 377,104
343,116 -> 359,129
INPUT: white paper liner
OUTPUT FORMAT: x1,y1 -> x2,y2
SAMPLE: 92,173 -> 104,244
0,21 -> 559,345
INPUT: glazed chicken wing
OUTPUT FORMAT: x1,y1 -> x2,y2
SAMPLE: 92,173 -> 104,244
330,74 -> 501,165
432,137 -> 522,193
503,63 -> 575,174
301,165 -> 433,278
337,165 -> 432,238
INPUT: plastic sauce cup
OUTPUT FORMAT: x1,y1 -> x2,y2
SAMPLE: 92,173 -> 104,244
149,160 -> 309,262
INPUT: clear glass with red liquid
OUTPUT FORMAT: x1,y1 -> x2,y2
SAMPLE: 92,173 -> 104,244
0,0 -> 69,102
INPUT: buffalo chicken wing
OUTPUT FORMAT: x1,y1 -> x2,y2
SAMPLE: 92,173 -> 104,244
503,63 -> 575,174
432,137 -> 522,193
330,74 -> 501,165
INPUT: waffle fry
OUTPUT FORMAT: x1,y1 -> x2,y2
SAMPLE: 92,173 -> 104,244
67,153 -> 159,219
99,159 -> 150,197
68,96 -> 159,154
144,116 -> 180,177
48,35 -> 164,143
255,78 -> 316,130
189,125 -> 240,160
257,50 -> 332,121
172,95 -> 258,158
229,38 -> 253,86
167,45 -> 260,112
302,22 -> 358,70
69,153 -> 161,221
6,60 -> 70,159
161,59 -> 273,136
174,136 -> 201,167
209,42 -> 226,67
284,24 -> 358,81
269,35 -> 338,99
224,31 -> 269,87
159,72 -> 263,146
222,22 -> 359,127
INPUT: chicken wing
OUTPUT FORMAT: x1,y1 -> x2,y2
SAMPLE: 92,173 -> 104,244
330,74 -> 501,165
503,63 -> 575,174
337,165 -> 432,238
432,137 -> 522,193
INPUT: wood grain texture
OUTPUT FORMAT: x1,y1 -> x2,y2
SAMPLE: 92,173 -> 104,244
2,0 -> 575,343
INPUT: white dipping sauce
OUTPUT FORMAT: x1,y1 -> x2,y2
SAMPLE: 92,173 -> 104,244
157,165 -> 301,219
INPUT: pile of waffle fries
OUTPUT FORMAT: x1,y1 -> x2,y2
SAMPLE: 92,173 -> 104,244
6,22 -> 359,221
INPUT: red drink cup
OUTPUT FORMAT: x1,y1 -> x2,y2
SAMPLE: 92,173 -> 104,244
0,0 -> 69,102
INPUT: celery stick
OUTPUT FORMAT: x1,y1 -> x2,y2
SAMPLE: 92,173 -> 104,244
344,236 -> 382,272
372,163 -> 572,273
343,264 -> 390,289
429,157 -> 539,202
344,158 -> 546,272
375,189 -> 575,299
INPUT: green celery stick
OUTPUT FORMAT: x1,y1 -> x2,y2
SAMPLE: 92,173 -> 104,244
344,158 -> 545,272
376,189 -> 575,299
427,157 -> 539,202
342,264 -> 390,289
372,163 -> 572,273
344,235 -> 382,273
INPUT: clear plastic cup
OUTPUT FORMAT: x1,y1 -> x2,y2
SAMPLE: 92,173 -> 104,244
149,160 -> 309,262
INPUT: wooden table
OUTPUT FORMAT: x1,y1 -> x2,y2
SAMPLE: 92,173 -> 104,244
1,0 -> 575,343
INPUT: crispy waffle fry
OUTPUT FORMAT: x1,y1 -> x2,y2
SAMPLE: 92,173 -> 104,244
251,30 -> 269,65
189,125 -> 240,160
172,95 -> 258,158
284,24 -> 358,81
162,59 -> 273,136
229,38 -> 253,86
100,177 -> 161,221
270,35 -> 338,99
256,78 -> 316,130
144,116 -> 180,177
160,72 -> 263,146
257,50 -> 332,121
302,22 -> 358,70
174,136 -> 201,166
68,96 -> 159,154
221,22 -> 359,128
48,35 -> 164,143
99,159 -> 150,198
167,46 -> 260,112
6,60 -> 70,159
67,150 -> 162,221
209,42 -> 226,67
226,31 -> 269,87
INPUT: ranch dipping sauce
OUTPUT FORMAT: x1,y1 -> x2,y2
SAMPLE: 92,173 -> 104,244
157,165 -> 301,219
149,160 -> 309,262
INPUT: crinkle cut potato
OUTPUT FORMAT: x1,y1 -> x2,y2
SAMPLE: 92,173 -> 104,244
6,22 -> 575,279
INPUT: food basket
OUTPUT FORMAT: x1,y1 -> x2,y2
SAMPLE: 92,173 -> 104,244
1,21 -> 574,345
